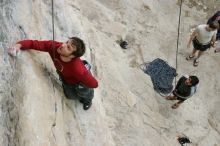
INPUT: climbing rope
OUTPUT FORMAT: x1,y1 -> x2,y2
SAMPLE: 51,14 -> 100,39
51,0 -> 57,141
175,0 -> 183,85
140,0 -> 183,96
51,0 -> 55,59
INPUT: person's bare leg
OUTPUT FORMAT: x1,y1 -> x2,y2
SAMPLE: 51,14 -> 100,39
193,50 -> 204,66
197,50 -> 204,59
191,48 -> 197,57
166,95 -> 177,100
187,48 -> 197,60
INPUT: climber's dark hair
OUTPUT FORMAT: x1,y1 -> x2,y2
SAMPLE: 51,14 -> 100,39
69,37 -> 86,57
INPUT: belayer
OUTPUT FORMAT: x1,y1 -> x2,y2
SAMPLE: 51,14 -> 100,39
8,37 -> 98,110
166,75 -> 199,109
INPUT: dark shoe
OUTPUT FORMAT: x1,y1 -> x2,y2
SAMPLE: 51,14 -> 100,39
193,58 -> 199,67
120,41 -> 128,49
178,136 -> 191,145
186,55 -> 194,61
79,99 -> 84,104
83,101 -> 92,110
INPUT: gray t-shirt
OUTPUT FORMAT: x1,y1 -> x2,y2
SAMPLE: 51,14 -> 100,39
195,24 -> 217,44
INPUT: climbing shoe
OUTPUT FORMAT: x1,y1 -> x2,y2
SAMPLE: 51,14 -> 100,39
178,136 -> 191,146
186,55 -> 194,60
120,41 -> 128,49
83,101 -> 92,110
79,98 -> 92,110
193,58 -> 199,67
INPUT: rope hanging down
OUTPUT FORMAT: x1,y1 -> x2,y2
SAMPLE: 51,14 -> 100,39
140,0 -> 183,96
175,0 -> 183,85
51,0 -> 55,59
51,0 -> 57,136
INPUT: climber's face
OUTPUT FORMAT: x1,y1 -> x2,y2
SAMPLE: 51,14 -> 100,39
57,39 -> 76,57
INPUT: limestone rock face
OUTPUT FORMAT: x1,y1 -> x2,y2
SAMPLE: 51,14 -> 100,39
0,0 -> 220,146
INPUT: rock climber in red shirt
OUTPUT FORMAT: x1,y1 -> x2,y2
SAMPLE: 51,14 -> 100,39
8,37 -> 98,110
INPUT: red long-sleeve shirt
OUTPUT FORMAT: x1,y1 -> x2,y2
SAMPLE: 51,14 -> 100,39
17,40 -> 98,88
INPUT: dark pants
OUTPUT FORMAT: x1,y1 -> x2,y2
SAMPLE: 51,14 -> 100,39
62,82 -> 94,103
193,38 -> 211,51
60,60 -> 94,103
